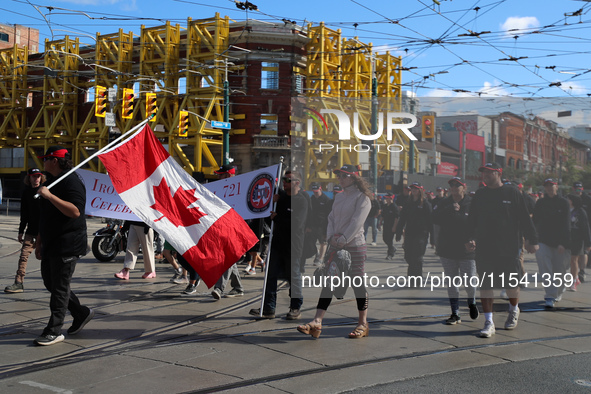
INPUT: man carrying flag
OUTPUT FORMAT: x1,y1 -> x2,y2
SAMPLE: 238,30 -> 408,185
98,124 -> 257,288
35,146 -> 94,346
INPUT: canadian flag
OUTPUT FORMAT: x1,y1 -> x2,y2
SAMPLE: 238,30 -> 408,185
98,124 -> 258,287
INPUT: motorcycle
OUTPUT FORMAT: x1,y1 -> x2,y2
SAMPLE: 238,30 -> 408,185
92,219 -> 128,262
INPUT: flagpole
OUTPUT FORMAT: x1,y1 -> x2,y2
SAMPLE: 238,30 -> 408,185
258,156 -> 284,317
36,116 -> 153,198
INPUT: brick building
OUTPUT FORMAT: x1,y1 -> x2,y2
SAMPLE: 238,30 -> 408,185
0,23 -> 39,53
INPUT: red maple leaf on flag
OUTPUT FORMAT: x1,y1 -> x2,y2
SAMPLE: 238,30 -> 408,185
150,178 -> 206,228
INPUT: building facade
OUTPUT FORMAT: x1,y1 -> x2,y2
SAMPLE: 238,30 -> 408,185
0,23 -> 39,53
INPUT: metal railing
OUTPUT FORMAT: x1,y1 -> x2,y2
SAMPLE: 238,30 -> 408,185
252,135 -> 290,149
1,198 -> 21,215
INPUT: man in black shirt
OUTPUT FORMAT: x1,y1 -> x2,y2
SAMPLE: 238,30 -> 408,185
35,146 -> 93,346
5,168 -> 45,293
572,181 -> 591,282
433,177 -> 479,325
533,178 -> 571,309
467,163 -> 538,338
381,193 -> 399,259
250,170 -> 308,320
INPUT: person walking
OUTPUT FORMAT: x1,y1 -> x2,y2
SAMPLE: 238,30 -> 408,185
34,146 -> 94,345
249,170 -> 308,320
395,182 -> 434,279
572,181 -> 591,282
363,193 -> 380,246
432,177 -> 479,325
380,193 -> 399,260
114,221 -> 157,280
297,164 -> 372,339
211,164 -> 245,299
566,194 -> 591,291
4,168 -> 45,293
533,178 -> 571,309
466,163 -> 538,338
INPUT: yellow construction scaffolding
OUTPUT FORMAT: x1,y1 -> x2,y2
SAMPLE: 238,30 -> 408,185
0,14 -> 230,176
303,23 -> 418,186
0,14 -> 409,181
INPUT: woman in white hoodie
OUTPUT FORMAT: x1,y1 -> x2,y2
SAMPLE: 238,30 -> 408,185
297,164 -> 372,339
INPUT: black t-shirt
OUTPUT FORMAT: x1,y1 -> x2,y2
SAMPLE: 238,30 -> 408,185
39,171 -> 87,258
19,185 -> 41,235
310,192 -> 332,229
468,184 -> 538,258
381,202 -> 399,228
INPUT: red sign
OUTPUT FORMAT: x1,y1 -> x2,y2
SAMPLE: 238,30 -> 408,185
438,162 -> 458,176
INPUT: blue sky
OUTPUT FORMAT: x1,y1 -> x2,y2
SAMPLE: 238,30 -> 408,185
3,0 -> 591,126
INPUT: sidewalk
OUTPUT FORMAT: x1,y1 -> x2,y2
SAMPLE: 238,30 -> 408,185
1,215 -> 590,393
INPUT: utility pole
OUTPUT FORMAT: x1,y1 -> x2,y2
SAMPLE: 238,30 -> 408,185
223,58 -> 230,165
408,98 -> 415,175
370,57 -> 378,190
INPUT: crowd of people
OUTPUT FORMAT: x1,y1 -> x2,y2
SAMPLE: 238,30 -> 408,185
5,149 -> 590,344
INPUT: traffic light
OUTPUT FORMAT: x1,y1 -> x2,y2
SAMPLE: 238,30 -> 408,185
422,115 -> 435,139
179,111 -> 189,137
95,86 -> 107,118
145,92 -> 157,122
122,88 -> 134,119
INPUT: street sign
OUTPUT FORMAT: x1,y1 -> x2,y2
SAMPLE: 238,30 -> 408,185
211,121 -> 231,129
108,88 -> 117,102
105,113 -> 116,127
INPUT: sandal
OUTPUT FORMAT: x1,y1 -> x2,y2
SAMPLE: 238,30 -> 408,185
297,323 -> 322,338
348,324 -> 369,339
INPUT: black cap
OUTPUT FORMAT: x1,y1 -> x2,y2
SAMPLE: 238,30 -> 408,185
214,164 -> 236,175
28,168 -> 41,175
478,162 -> 502,173
333,164 -> 360,176
39,146 -> 69,159
410,182 -> 423,189
310,182 -> 320,190
574,181 -> 584,189
436,186 -> 443,191
544,178 -> 558,186
448,177 -> 466,187
333,185 -> 343,193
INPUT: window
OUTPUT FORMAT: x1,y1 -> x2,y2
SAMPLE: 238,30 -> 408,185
294,74 -> 304,94
260,113 -> 278,135
0,33 -> 9,42
261,62 -> 278,90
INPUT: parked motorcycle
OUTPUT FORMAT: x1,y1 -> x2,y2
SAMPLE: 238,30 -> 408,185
92,219 -> 127,262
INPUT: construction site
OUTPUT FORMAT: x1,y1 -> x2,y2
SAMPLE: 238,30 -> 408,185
0,13 -> 418,194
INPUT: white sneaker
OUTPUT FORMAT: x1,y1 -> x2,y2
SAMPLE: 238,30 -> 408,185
544,298 -> 555,309
504,308 -> 519,330
479,320 -> 495,338
247,267 -> 257,275
371,242 -> 377,246
173,276 -> 189,285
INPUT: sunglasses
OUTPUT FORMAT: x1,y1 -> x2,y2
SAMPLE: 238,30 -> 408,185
43,157 -> 56,162
336,173 -> 351,179
282,177 -> 300,183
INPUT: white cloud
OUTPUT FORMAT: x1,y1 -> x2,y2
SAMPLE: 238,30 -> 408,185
500,16 -> 540,38
477,81 -> 511,97
562,81 -> 588,96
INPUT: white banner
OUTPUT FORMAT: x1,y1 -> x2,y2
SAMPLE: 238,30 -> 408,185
78,169 -> 140,221
78,164 -> 279,221
204,164 -> 279,220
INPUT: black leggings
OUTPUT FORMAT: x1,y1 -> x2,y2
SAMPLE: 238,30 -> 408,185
317,285 -> 369,311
